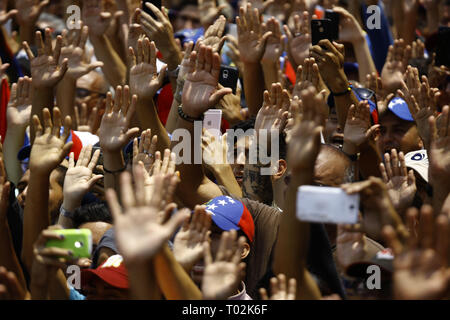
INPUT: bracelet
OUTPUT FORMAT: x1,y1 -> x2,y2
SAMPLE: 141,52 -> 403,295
103,164 -> 127,174
60,206 -> 75,219
332,86 -> 352,96
178,105 -> 204,122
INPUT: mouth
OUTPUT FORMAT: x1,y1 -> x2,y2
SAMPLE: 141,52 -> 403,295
331,135 -> 344,149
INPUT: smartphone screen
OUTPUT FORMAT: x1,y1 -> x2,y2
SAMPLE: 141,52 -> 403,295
436,26 -> 450,68
311,19 -> 333,46
219,65 -> 239,94
324,10 -> 339,41
143,0 -> 161,19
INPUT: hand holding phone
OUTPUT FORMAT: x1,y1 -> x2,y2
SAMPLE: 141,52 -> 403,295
203,109 -> 223,140
219,65 -> 239,94
296,186 -> 359,224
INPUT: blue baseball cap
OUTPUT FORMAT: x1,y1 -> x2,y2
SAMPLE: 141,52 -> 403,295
387,97 -> 414,121
204,196 -> 254,242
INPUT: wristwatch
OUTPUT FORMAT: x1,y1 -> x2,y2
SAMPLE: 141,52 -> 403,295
60,206 -> 75,219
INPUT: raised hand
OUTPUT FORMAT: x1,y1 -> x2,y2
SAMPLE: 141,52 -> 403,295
129,38 -> 167,101
202,230 -> 246,300
173,206 -> 212,272
342,177 -> 407,241
198,0 -> 228,29
255,83 -> 289,137
29,108 -> 72,175
383,205 -> 450,300
381,39 -> 412,94
31,226 -> 77,290
283,12 -> 311,68
106,164 -> 189,264
98,86 -> 140,153
411,38 -> 425,59
236,3 -> 272,64
74,103 -> 101,134
82,0 -> 115,37
379,149 -> 417,214
287,87 -> 326,173
246,0 -> 275,13
23,29 -> 68,88
343,100 -> 380,154
0,56 -> 8,80
15,0 -> 48,27
60,25 -> 104,80
333,6 -> 365,44
259,274 -> 297,300
139,3 -> 181,61
200,15 -> 227,53
132,129 -> 158,176
0,267 -> 26,300
217,87 -> 244,126
181,45 -> 231,118
428,106 -> 450,189
335,224 -> 369,271
398,66 -> 439,148
365,72 -> 385,103
202,130 -> 230,167
7,77 -> 32,129
62,145 -> 103,212
261,18 -> 283,64
292,57 -> 327,98
0,0 -> 17,25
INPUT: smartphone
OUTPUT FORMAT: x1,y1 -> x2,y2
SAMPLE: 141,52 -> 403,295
219,65 -> 239,94
324,10 -> 339,41
311,19 -> 333,46
296,186 -> 359,224
436,26 -> 450,68
203,109 -> 222,140
46,229 -> 93,259
143,0 -> 161,19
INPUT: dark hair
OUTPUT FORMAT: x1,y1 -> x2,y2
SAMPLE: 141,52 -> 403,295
72,201 -> 113,229
231,118 -> 256,132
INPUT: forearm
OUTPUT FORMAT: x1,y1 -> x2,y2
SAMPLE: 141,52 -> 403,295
31,87 -> 54,143
90,34 -> 126,87
102,151 -> 125,195
261,60 -> 280,91
153,244 -> 202,300
242,62 -> 265,117
330,74 -> 359,129
165,97 -> 181,134
0,222 -> 27,290
136,99 -> 171,153
22,172 -> 50,272
358,140 -> 382,180
19,25 -> 35,45
48,269 -> 70,300
3,128 -> 27,185
352,37 -> 377,84
56,77 -> 77,120
274,172 -> 321,299
127,261 -> 162,300
163,49 -> 182,96
432,183 -> 450,215
209,164 -> 242,198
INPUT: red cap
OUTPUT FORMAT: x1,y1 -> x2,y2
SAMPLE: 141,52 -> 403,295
82,255 -> 129,289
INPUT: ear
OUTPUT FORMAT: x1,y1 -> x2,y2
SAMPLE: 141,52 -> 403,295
273,159 -> 287,180
241,242 -> 250,260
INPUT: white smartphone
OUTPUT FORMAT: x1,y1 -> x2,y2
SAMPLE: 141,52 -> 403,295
203,109 -> 222,140
296,185 -> 359,224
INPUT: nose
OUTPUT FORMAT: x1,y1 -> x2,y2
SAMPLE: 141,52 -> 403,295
336,124 -> 343,134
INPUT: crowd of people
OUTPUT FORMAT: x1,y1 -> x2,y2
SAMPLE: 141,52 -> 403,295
0,0 -> 449,300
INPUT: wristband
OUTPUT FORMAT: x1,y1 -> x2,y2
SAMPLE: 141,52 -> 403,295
60,206 -> 75,219
178,105 -> 204,122
103,165 -> 127,174
332,86 -> 352,96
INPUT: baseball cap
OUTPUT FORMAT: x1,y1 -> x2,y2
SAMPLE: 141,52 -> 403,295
204,196 -> 255,243
346,246 -> 394,279
387,97 -> 414,121
404,150 -> 429,182
82,254 -> 128,289
18,130 -> 100,161
174,27 -> 204,46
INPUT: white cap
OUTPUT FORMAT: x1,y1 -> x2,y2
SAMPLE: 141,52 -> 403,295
404,150 -> 428,182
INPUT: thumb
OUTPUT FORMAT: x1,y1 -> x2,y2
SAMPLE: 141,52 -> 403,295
210,88 -> 232,106
60,141 -> 74,161
260,31 -> 273,50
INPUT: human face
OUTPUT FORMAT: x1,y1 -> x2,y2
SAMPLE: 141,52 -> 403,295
230,135 -> 252,186
314,150 -> 349,187
174,5 -> 201,31
79,221 -> 113,253
84,277 -> 129,300
378,111 -> 422,155
324,108 -> 344,149
76,72 -> 108,111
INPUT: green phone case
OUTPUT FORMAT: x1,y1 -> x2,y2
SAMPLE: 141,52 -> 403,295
45,229 -> 93,259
